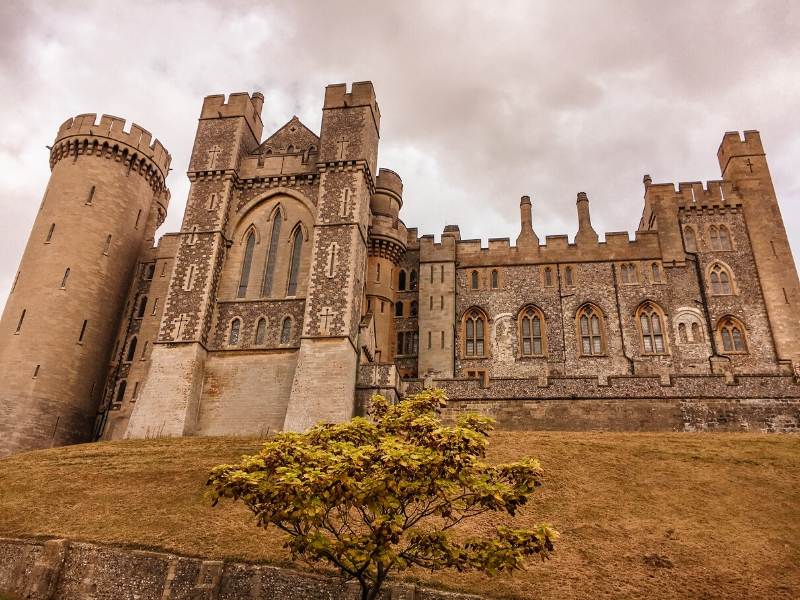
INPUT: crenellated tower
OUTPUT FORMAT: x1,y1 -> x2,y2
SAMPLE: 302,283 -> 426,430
0,114 -> 171,456
283,82 -> 381,431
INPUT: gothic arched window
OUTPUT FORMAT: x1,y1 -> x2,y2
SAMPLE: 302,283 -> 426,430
280,317 -> 292,344
637,302 -> 668,355
718,225 -> 732,251
398,269 -> 407,291
491,270 -> 499,289
577,305 -> 605,356
238,230 -> 256,298
395,301 -> 404,317
565,266 -> 574,287
228,318 -> 241,346
621,263 -> 638,284
717,316 -> 747,353
286,226 -> 303,296
463,308 -> 487,357
410,301 -> 418,317
261,209 -> 282,297
471,271 -> 479,290
519,306 -> 546,356
709,263 -> 734,295
683,226 -> 697,252
651,262 -> 661,283
544,267 -> 553,287
409,269 -> 418,290
255,318 -> 267,345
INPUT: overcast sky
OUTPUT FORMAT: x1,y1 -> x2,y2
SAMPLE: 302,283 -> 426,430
1,1 -> 798,313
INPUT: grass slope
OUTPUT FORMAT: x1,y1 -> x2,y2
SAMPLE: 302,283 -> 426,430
0,433 -> 798,599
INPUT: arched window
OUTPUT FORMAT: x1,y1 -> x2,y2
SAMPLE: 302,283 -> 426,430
718,225 -> 732,251
395,301 -> 404,317
519,306 -> 545,356
637,302 -> 667,355
126,337 -> 138,362
683,226 -> 697,252
651,262 -> 661,283
398,270 -> 407,291
471,271 -> 479,289
717,316 -> 747,353
238,230 -> 256,298
565,266 -> 574,287
709,225 -> 720,251
228,318 -> 241,346
115,380 -> 127,404
287,227 -> 303,296
410,301 -> 418,317
280,317 -> 292,344
577,305 -> 605,356
136,296 -> 147,318
286,145 -> 295,153
678,322 -> 688,343
261,209 -> 282,297
544,267 -> 553,287
709,263 -> 733,295
491,270 -> 499,289
463,308 -> 487,357
409,269 -> 418,290
255,318 -> 267,345
620,263 -> 637,284
691,322 -> 701,342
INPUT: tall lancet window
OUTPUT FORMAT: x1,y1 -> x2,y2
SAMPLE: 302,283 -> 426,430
261,209 -> 282,297
238,231 -> 256,298
287,227 -> 303,296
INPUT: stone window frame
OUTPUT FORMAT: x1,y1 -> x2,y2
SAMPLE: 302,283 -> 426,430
707,224 -> 734,252
490,269 -> 500,289
227,317 -> 242,347
409,269 -> 418,291
410,300 -> 418,317
285,221 -> 308,298
135,296 -> 148,319
395,301 -> 404,318
575,303 -> 607,357
237,226 -> 259,299
716,315 -> 748,354
706,261 -> 737,296
397,269 -> 407,291
542,265 -> 555,288
125,336 -> 138,362
254,317 -> 268,346
563,265 -> 576,288
649,261 -> 663,284
673,308 -> 706,345
636,301 -> 670,356
683,225 -> 698,253
279,315 -> 294,346
470,270 -> 479,290
460,306 -> 489,360
517,304 -> 547,358
619,262 -> 639,285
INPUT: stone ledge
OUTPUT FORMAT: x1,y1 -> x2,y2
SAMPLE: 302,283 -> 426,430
0,537 -> 484,600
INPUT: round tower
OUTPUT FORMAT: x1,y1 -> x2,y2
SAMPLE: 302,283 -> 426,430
366,169 -> 407,362
0,114 -> 171,456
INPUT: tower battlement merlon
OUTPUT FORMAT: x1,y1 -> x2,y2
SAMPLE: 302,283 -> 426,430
54,113 -> 171,178
323,82 -> 381,134
200,92 -> 264,142
717,130 -> 764,175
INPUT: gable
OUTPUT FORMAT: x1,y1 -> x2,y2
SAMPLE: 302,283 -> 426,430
255,116 -> 319,155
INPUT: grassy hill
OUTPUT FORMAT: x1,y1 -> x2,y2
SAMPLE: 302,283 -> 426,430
0,432 -> 798,599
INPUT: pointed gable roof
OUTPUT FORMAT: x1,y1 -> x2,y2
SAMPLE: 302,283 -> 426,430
255,116 -> 319,155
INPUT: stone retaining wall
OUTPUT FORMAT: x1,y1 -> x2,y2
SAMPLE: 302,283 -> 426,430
0,537 -> 481,600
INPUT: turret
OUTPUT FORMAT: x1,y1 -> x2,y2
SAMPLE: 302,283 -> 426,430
0,114 -> 171,456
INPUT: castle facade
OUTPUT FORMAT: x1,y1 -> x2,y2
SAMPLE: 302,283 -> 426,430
2,82 -> 799,456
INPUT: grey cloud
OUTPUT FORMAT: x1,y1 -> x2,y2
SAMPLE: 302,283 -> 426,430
0,0 -> 798,312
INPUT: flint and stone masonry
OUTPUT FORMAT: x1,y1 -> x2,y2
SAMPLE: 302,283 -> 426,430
1,82 -> 799,456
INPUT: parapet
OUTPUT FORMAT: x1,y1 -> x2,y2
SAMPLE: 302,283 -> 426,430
200,92 -> 264,140
645,179 -> 741,211
323,82 -> 381,129
717,130 -> 763,174
376,168 -> 403,199
55,113 -> 171,177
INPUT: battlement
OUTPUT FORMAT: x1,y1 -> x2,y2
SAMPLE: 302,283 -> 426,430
375,168 -> 403,199
200,92 -> 264,140
323,82 -> 381,130
55,113 -> 171,176
717,130 -> 764,173
645,179 -> 742,210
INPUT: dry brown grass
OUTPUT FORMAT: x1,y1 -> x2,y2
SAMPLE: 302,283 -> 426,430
0,432 -> 798,599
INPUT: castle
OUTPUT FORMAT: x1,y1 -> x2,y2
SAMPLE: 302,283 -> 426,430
1,81 -> 799,456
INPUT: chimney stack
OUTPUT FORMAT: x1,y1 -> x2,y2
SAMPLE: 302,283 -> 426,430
516,195 -> 539,248
575,192 -> 598,244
